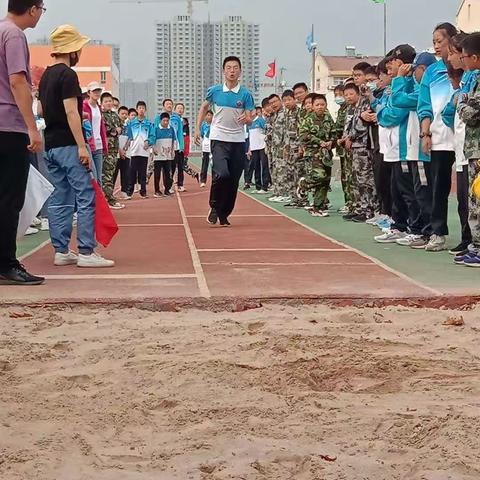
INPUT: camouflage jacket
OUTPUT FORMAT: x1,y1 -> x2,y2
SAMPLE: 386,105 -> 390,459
458,72 -> 480,160
334,103 -> 349,157
271,108 -> 286,158
344,96 -> 373,149
284,105 -> 301,155
103,110 -> 122,152
299,110 -> 335,163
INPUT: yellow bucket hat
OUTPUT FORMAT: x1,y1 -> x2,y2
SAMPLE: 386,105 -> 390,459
50,25 -> 90,55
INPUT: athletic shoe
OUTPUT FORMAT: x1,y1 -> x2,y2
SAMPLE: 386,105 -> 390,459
0,265 -> 45,286
110,202 -> 125,210
343,213 -> 357,221
134,184 -> 141,193
154,192 -> 163,198
464,253 -> 480,267
243,184 -> 251,190
277,196 -> 291,203
200,183 -> 206,188
449,242 -> 470,255
207,208 -> 218,225
117,191 -> 130,200
178,186 -> 186,192
169,188 -> 174,194
31,217 -> 42,227
25,226 -> 39,236
304,205 -> 314,211
310,209 -> 329,217
284,203 -> 302,209
268,196 -> 280,202
410,237 -> 429,249
374,229 -> 407,243
219,217 -> 231,227
296,177 -> 307,198
77,252 -> 115,268
338,206 -> 349,214
376,218 -> 393,230
425,234 -> 447,252
454,252 -> 475,265
54,251 -> 78,266
366,214 -> 384,226
352,214 -> 368,223
453,248 -> 469,257
396,234 -> 424,247
140,194 -> 149,199
257,190 -> 268,194
40,218 -> 49,231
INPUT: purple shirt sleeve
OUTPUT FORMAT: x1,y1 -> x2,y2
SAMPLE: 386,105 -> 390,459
5,32 -> 30,80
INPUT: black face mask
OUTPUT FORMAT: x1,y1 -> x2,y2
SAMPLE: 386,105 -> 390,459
69,52 -> 79,67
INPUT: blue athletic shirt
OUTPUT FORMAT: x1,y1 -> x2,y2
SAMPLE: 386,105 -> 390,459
248,116 -> 266,151
154,126 -> 176,161
206,83 -> 255,143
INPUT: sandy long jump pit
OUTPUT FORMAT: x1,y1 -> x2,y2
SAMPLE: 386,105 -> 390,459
1,303 -> 479,479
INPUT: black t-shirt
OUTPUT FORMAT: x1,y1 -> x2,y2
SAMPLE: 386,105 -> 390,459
39,63 -> 83,150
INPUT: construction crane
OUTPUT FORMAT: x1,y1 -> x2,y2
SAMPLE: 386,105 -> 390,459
109,0 -> 208,17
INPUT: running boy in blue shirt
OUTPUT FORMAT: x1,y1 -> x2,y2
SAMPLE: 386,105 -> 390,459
153,112 -> 176,197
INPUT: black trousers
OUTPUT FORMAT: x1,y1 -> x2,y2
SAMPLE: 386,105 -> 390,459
200,152 -> 210,184
373,152 -> 393,217
251,149 -> 270,191
244,154 -> 255,185
456,165 -> 472,245
426,151 -> 455,236
391,162 -> 421,234
154,161 -> 173,194
172,151 -> 185,187
129,156 -> 148,196
209,140 -> 246,219
113,157 -> 130,193
411,161 -> 433,238
0,132 -> 30,272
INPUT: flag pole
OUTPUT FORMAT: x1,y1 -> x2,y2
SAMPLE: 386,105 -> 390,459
274,59 -> 278,94
311,44 -> 317,92
383,2 -> 387,55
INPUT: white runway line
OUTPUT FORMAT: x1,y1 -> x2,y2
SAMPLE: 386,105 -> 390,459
198,248 -> 348,252
117,223 -> 183,227
42,274 -> 197,280
18,239 -> 51,262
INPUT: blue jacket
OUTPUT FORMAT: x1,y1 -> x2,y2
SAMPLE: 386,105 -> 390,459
417,59 -> 455,151
391,76 -> 429,162
154,112 -> 184,152
200,121 -> 210,139
126,117 -> 155,146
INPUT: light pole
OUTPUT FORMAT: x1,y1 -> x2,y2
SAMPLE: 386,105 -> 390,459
311,42 -> 317,92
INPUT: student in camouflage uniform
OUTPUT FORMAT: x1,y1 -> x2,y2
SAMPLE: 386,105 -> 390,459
298,94 -> 335,217
282,90 -> 302,205
262,98 -> 274,188
456,33 -> 480,266
333,85 -> 354,213
101,92 -> 125,209
343,83 -> 377,222
268,94 -> 289,202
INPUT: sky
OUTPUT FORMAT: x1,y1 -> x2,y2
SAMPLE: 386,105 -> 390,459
1,0 -> 461,85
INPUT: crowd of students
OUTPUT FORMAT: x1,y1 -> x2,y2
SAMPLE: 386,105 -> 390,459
248,22 -> 480,267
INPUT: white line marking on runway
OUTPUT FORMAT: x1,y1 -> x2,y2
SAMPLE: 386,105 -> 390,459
18,240 -> 51,261
42,274 -> 196,280
176,192 -> 212,298
117,224 -> 183,227
197,248 -> 348,252
202,262 -> 375,266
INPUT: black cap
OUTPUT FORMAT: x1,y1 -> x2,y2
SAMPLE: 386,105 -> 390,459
391,44 -> 417,64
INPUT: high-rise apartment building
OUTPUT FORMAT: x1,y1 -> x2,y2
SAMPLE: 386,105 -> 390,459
155,15 -> 260,123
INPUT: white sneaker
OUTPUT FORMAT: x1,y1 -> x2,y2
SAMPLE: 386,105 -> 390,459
31,217 -> 42,227
396,234 -> 423,247
169,188 -> 174,194
268,196 -> 280,202
366,214 -> 385,226
40,218 -> 49,231
200,183 -> 206,188
25,226 -> 39,236
257,190 -> 268,194
54,251 -> 78,266
77,252 -> 115,268
110,202 -> 125,210
425,234 -> 447,252
374,229 -> 407,243
274,196 -> 290,203
117,191 -> 131,200
178,186 -> 186,192
310,209 -> 329,217
134,184 -> 141,193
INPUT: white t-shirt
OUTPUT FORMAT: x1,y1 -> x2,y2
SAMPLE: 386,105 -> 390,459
91,104 -> 103,151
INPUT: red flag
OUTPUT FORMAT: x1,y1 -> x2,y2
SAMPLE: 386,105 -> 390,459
265,60 -> 276,78
91,177 -> 119,247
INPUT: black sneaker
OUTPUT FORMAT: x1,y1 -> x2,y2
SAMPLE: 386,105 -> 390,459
0,265 -> 45,286
352,214 -> 367,223
207,208 -> 218,225
343,213 -> 357,221
449,242 -> 470,255
243,184 -> 251,190
219,217 -> 231,227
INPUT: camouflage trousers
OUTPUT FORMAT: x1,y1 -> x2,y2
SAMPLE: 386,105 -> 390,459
340,152 -> 354,212
285,153 -> 302,199
351,147 -> 377,217
469,159 -> 480,249
102,150 -> 118,205
293,157 -> 311,205
303,159 -> 332,210
271,155 -> 289,197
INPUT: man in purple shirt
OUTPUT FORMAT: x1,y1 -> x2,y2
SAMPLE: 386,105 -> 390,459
0,0 -> 45,285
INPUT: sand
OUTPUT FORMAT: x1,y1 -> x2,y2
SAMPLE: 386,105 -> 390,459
1,303 -> 479,480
